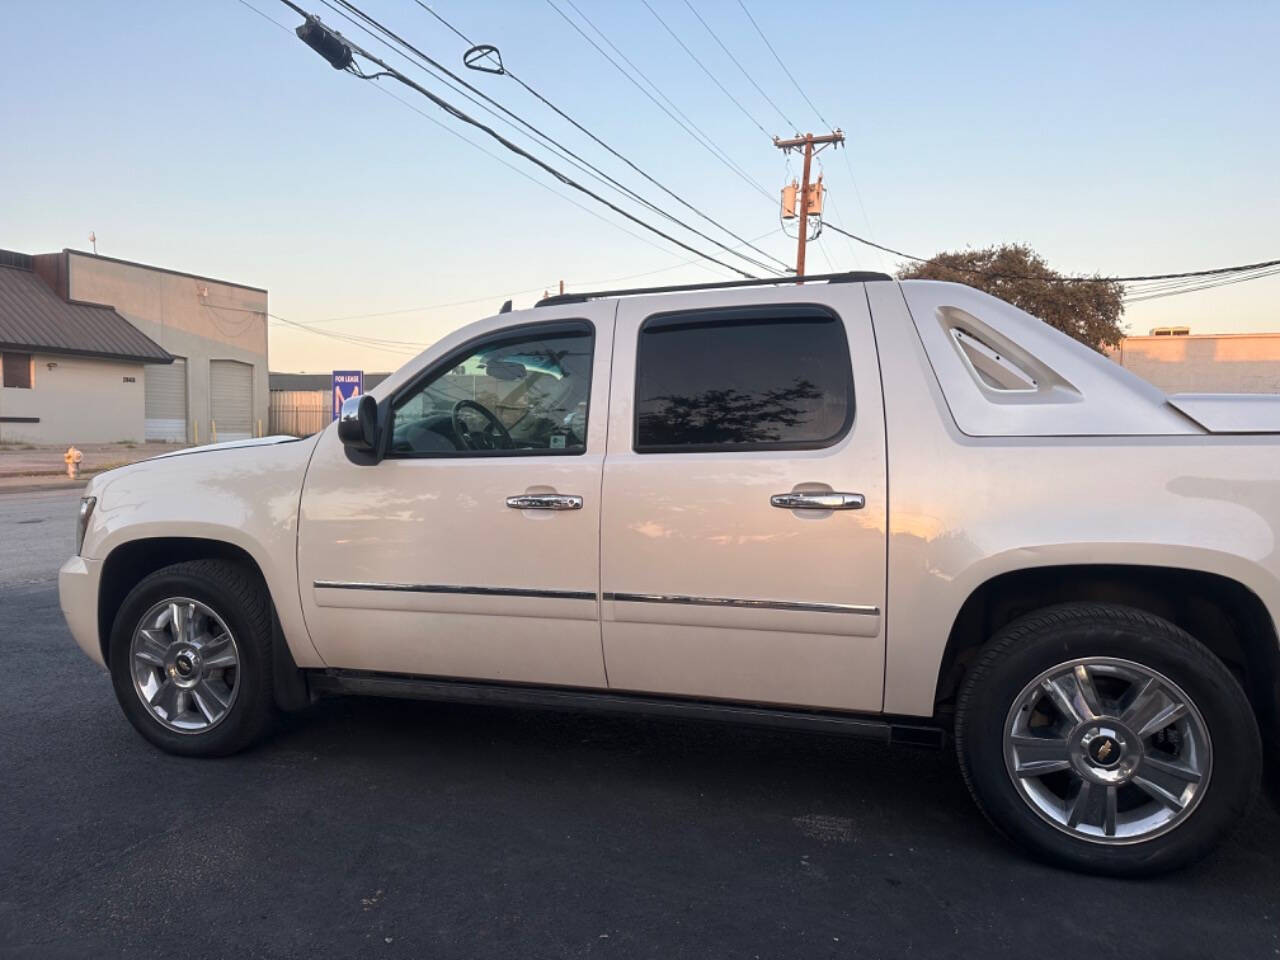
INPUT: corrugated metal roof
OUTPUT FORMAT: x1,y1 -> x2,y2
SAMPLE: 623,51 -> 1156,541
270,372 -> 391,392
0,263 -> 172,363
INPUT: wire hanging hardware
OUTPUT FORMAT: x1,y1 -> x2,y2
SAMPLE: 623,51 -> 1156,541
463,43 -> 504,74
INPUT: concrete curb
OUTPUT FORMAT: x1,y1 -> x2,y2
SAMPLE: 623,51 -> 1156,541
0,478 -> 89,495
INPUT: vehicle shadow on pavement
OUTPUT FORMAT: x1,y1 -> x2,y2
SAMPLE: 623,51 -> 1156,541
265,694 -> 1280,896
5,594 -> 1279,960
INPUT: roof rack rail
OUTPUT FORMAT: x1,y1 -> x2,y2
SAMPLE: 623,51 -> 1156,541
534,270 -> 893,307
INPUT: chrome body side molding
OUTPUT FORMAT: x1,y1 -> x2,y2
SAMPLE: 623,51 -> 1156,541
603,592 -> 880,616
313,583 -> 879,616
313,581 -> 596,602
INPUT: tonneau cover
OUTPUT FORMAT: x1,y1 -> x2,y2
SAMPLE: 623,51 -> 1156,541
1167,394 -> 1280,434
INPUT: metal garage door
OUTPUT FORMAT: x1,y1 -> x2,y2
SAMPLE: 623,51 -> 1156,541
210,360 -> 254,442
145,358 -> 187,442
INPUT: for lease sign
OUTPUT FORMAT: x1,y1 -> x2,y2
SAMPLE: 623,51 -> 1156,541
331,370 -> 364,421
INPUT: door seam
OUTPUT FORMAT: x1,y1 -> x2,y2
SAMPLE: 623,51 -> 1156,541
596,301 -> 620,687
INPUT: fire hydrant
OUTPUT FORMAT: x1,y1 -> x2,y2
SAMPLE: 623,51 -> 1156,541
64,446 -> 83,479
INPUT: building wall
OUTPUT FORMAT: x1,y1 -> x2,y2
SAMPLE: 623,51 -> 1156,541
0,353 -> 144,444
66,252 -> 269,442
1116,334 -> 1280,394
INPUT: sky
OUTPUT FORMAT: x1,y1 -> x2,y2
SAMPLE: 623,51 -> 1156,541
2,0 -> 1277,372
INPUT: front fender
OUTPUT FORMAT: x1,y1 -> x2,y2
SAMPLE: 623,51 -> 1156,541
81,435 -> 325,667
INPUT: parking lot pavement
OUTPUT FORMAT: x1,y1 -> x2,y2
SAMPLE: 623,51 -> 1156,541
1,493 -> 1278,959
0,488 -> 79,587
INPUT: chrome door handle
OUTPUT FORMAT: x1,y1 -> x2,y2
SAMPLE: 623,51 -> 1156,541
506,493 -> 583,511
770,491 -> 865,511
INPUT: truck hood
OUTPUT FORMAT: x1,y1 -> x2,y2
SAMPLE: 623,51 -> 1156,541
80,430 -> 323,559
1167,394 -> 1280,434
146,435 -> 307,462
84,433 -> 320,503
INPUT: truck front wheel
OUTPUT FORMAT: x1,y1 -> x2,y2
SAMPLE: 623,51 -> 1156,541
955,602 -> 1260,876
108,560 -> 276,757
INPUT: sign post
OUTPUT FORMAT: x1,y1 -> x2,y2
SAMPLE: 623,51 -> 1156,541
331,370 -> 364,421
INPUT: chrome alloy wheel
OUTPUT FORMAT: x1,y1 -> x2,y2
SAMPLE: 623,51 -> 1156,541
1004,657 -> 1211,844
129,598 -> 240,734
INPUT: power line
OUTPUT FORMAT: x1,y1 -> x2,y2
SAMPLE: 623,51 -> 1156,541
408,0 -> 792,273
234,1 -> 786,320
275,2 -> 761,279
638,0 -> 774,139
838,146 -> 888,272
826,221 -> 1280,286
207,298 -> 428,349
246,0 -> 743,293
411,0 -> 470,45
717,0 -> 883,272
546,0 -> 774,202
681,0 -> 798,133
824,222 -> 925,262
259,259 -> 1280,353
1124,265 -> 1280,303
320,0 -> 785,276
326,2 -> 787,277
300,229 -> 784,327
270,313 -> 427,353
244,2 -> 1280,305
735,0 -> 830,129
234,0 -> 292,31
365,81 -> 738,275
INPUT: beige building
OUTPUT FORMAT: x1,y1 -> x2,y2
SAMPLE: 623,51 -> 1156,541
1114,331 -> 1280,395
1,247 -> 268,444
2,250 -> 169,443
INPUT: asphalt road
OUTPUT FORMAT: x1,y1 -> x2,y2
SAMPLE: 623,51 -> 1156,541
1,490 -> 1278,959
0,488 -> 79,585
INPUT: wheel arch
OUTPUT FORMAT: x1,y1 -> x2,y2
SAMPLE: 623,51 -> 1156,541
97,537 -> 310,711
934,564 -> 1280,743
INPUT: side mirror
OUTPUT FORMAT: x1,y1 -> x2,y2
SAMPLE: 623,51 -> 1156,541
338,394 -> 378,452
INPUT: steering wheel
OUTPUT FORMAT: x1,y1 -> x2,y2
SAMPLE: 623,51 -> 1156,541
451,399 -> 515,450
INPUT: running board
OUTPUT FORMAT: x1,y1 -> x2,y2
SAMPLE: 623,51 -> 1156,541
310,670 -> 945,748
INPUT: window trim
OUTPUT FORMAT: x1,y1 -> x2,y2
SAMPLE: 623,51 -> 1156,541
632,303 -> 855,455
383,318 -> 596,460
1,352 -> 34,390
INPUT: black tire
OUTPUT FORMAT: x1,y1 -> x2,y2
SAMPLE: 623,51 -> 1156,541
955,602 -> 1260,876
108,559 -> 276,757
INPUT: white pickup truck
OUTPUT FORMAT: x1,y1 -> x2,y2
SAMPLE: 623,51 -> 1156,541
59,273 -> 1279,875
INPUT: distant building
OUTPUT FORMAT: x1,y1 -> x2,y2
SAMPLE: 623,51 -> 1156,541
0,250 -> 171,443
1114,330 -> 1280,394
0,248 -> 268,444
269,371 -> 390,437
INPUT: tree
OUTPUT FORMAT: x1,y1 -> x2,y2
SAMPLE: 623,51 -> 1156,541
638,380 -> 822,446
897,243 -> 1125,351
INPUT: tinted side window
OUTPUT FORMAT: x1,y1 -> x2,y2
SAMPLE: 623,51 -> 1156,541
634,306 -> 853,452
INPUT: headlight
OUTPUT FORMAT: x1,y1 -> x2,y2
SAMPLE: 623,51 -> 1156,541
76,496 -> 97,556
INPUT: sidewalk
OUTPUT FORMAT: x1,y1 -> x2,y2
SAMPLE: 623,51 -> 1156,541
0,441 -> 186,493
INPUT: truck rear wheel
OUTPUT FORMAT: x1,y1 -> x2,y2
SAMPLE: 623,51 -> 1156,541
108,560 -> 276,756
955,602 -> 1260,875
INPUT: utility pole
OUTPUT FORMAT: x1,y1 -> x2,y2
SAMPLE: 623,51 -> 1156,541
774,131 -> 843,278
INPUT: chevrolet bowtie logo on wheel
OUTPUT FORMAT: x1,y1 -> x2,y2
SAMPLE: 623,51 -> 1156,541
1089,737 -> 1119,766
